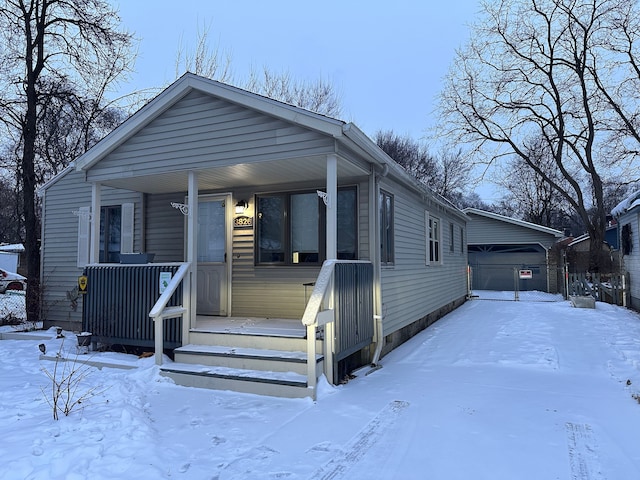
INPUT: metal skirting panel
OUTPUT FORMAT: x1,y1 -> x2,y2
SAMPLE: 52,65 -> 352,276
333,262 -> 374,361
82,264 -> 182,348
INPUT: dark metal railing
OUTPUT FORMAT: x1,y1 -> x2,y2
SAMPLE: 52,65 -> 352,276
82,264 -> 183,349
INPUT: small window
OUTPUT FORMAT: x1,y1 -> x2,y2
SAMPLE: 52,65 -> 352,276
450,222 -> 455,253
99,206 -> 122,263
380,190 -> 394,265
426,212 -> 441,265
460,225 -> 464,254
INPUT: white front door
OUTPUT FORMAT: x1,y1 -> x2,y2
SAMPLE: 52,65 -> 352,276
196,197 -> 228,315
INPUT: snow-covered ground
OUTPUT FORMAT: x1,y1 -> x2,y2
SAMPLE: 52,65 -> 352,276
1,292 -> 640,479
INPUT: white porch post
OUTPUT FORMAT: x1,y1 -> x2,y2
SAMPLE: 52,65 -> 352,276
325,154 -> 337,385
90,182 -> 101,263
187,172 -> 198,333
326,154 -> 337,260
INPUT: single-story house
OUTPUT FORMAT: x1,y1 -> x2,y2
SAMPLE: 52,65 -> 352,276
612,190 -> 640,310
39,73 -> 469,398
463,208 -> 563,293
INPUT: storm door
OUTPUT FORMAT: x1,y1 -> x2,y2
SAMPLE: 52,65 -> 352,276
196,196 -> 228,315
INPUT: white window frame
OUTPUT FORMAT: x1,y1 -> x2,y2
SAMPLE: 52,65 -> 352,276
425,211 -> 442,266
77,202 -> 134,267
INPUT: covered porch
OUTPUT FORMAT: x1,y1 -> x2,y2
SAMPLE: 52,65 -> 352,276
73,74 -> 389,397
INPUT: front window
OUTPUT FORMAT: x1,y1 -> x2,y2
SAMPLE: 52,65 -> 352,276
99,206 -> 122,263
256,187 -> 357,265
291,192 -> 320,263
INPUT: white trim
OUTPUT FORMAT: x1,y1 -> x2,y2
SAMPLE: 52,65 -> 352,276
77,206 -> 91,268
463,207 -> 563,237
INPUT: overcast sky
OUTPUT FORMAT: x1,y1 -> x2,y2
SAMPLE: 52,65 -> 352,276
112,0 -> 481,140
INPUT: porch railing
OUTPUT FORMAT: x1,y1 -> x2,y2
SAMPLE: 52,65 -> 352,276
149,262 -> 191,365
302,259 -> 374,398
83,263 -> 185,350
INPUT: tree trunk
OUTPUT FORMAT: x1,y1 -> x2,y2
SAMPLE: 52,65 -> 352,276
23,79 -> 41,324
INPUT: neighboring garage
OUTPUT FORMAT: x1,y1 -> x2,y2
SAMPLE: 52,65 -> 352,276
463,208 -> 564,292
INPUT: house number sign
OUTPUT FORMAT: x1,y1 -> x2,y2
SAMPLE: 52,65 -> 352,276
234,215 -> 253,228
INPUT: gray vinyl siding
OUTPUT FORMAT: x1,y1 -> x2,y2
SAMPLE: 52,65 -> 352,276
41,169 -> 143,329
466,213 -> 558,247
379,177 -> 468,336
145,192 -> 185,262
87,91 -> 335,182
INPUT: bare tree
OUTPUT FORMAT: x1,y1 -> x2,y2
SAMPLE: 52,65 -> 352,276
244,67 -> 343,118
375,130 -> 437,183
495,136 -> 570,227
175,20 -> 234,83
375,130 -> 472,203
437,0 -> 640,270
174,26 -> 342,118
0,0 -> 135,322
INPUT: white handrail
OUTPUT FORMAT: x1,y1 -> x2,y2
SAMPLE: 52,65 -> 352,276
301,259 -> 371,397
149,262 -> 191,365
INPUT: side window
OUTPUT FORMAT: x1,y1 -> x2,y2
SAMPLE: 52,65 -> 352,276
77,203 -> 134,266
100,206 -> 122,263
450,222 -> 455,253
426,211 -> 441,265
379,190 -> 394,265
460,225 -> 464,254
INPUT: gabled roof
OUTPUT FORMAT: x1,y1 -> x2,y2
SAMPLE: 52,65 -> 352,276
37,163 -> 75,195
75,73 -> 347,172
70,72 -> 466,221
463,208 -> 563,238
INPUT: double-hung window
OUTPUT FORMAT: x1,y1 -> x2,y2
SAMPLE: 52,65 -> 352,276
426,212 -> 441,265
256,187 -> 357,265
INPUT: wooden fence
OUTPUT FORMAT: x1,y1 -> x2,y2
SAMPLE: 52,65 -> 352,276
566,272 -> 628,306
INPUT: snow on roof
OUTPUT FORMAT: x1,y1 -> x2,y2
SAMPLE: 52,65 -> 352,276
0,243 -> 25,253
611,189 -> 640,217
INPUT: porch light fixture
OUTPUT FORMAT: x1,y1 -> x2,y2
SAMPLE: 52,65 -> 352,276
235,200 -> 248,214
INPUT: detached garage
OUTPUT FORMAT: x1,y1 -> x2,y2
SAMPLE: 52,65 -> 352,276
463,208 -> 563,292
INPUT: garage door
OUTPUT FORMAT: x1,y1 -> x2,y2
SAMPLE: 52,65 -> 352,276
468,244 -> 547,292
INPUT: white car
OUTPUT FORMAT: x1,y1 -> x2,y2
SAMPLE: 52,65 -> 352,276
0,268 -> 26,294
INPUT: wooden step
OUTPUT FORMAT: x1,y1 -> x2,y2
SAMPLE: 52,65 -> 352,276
159,363 -> 312,399
174,344 -> 323,376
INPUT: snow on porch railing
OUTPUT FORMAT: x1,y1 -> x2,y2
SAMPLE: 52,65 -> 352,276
301,259 -> 373,398
149,262 -> 191,366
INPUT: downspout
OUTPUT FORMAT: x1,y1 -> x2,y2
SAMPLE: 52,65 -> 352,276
370,162 -> 388,367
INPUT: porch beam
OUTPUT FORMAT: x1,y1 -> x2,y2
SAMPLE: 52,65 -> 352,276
326,154 -> 337,260
90,182 -> 101,264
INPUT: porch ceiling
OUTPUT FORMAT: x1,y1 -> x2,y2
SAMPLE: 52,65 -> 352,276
97,155 -> 369,194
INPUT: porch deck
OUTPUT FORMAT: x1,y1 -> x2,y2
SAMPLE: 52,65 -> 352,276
193,316 -> 306,338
